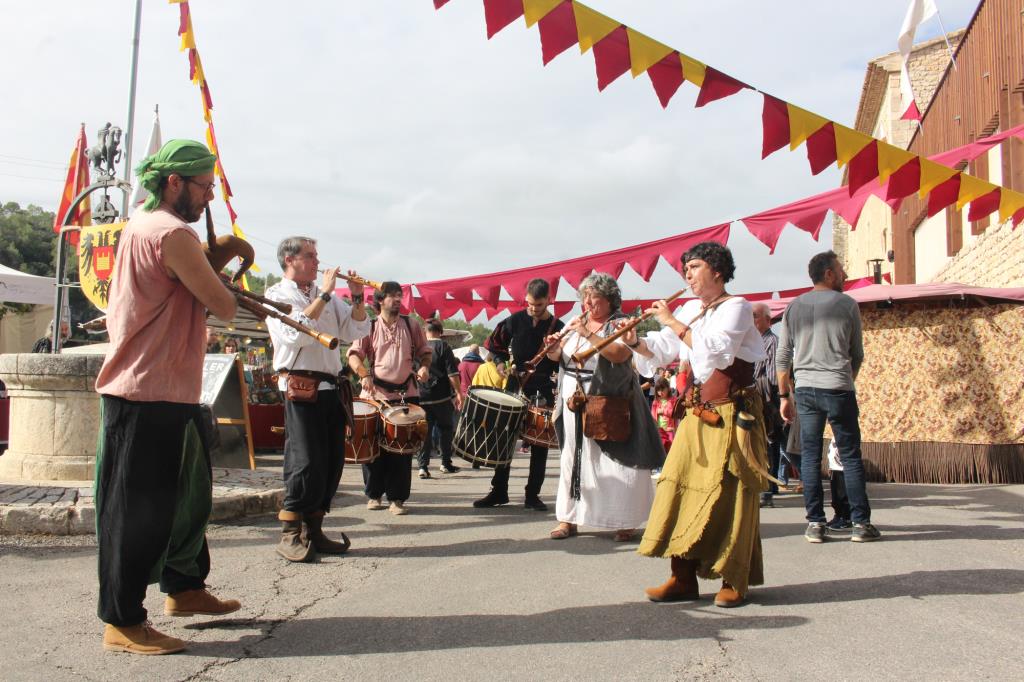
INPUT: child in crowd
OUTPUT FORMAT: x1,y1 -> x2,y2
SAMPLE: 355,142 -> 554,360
650,378 -> 678,454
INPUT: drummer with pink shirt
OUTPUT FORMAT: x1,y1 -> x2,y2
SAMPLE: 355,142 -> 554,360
347,281 -> 432,515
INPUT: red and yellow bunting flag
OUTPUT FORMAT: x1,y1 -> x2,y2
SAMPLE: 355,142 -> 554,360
171,0 -> 257,275
436,0 -> 1022,230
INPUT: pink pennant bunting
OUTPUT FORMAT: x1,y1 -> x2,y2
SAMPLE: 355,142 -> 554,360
846,141 -> 879,196
834,191 -> 872,229
740,215 -> 786,254
460,300 -> 486,321
226,201 -> 238,225
440,299 -> 463,319
503,276 -> 533,303
433,0 -> 451,8
561,267 -> 593,289
592,25 -> 630,91
967,188 -> 1000,223
805,122 -> 837,175
188,49 -> 197,81
538,0 -> 577,65
1013,207 -> 1024,228
412,297 -> 437,319
593,260 -> 626,279
647,52 -> 684,109
401,286 -> 415,314
545,276 -> 561,301
761,95 -> 789,159
473,284 -> 501,307
792,208 -> 828,240
553,301 -> 576,318
220,175 -> 233,199
626,251 -> 660,281
483,0 -> 524,39
927,175 -> 961,217
884,157 -> 920,202
694,67 -> 748,107
448,286 -> 475,305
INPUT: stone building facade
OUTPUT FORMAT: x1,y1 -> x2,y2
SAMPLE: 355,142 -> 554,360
833,33 -> 962,281
835,0 -> 1024,286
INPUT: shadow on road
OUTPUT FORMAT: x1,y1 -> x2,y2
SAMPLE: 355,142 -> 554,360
759,568 -> 1024,605
181,602 -> 809,657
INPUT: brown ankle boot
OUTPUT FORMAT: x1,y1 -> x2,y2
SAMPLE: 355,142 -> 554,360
304,510 -> 351,555
276,510 -> 315,563
645,556 -> 699,602
103,623 -> 185,655
714,581 -> 745,608
165,588 -> 241,617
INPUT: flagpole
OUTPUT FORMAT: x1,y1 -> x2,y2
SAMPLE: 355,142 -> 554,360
933,10 -> 958,71
121,0 -> 143,217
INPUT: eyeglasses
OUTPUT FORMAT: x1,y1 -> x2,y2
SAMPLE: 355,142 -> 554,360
184,177 -> 217,193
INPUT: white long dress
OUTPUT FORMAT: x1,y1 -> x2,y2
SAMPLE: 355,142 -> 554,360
554,329 -> 656,530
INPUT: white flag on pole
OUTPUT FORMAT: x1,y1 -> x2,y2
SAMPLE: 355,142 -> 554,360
129,106 -> 162,213
897,0 -> 938,121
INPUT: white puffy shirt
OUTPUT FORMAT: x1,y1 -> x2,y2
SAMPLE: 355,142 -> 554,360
634,297 -> 766,383
265,278 -> 372,390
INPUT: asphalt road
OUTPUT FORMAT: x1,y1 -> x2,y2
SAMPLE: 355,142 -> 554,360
1,458 -> 1022,681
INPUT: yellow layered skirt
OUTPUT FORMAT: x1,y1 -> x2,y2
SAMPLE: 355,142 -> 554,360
638,396 -> 767,596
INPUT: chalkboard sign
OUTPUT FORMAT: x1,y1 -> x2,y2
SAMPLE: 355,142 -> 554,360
201,354 -> 237,406
201,354 -> 255,470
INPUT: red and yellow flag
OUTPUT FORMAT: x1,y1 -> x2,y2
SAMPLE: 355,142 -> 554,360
53,124 -> 92,245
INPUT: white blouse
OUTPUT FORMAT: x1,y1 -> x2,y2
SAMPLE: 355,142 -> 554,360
634,297 -> 766,383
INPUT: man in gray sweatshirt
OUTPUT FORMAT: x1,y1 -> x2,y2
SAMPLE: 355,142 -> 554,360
776,251 -> 881,544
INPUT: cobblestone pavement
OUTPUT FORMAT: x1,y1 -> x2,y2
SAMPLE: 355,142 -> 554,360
0,468 -> 284,535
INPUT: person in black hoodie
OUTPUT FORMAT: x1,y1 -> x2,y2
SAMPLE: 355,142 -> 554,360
473,278 -> 564,511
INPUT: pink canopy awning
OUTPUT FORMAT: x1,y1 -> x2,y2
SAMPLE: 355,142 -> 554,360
768,283 -> 1024,319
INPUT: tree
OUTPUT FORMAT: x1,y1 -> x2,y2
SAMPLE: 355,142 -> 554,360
0,201 -> 57,276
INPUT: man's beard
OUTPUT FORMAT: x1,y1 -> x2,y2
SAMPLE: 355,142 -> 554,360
173,191 -> 203,223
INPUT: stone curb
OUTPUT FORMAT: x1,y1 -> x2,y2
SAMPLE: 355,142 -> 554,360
0,468 -> 284,536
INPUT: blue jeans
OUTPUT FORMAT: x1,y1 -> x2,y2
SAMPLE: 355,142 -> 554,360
795,387 -> 871,524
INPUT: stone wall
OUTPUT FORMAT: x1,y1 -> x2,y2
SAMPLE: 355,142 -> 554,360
931,219 -> 1024,287
834,33 -> 962,275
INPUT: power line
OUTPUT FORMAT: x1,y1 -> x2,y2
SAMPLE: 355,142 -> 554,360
0,171 -> 64,184
0,154 -> 66,168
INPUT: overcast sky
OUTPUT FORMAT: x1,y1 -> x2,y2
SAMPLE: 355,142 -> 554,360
0,0 -> 976,316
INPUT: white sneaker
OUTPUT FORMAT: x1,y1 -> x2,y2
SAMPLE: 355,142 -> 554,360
418,468 -> 430,479
389,501 -> 408,515
366,498 -> 384,510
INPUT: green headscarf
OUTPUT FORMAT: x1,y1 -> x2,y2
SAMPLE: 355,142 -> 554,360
135,139 -> 217,211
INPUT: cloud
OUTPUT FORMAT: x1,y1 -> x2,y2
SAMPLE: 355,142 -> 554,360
0,0 -> 976,308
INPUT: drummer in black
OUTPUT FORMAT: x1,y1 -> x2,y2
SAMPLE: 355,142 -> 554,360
473,278 -> 564,511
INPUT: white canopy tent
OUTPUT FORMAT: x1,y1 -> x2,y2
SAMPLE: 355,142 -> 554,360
0,264 -> 55,305
0,264 -> 58,354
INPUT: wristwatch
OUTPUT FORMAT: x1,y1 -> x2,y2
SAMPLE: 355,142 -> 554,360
778,392 -> 790,399
319,291 -> 332,303
626,338 -> 641,349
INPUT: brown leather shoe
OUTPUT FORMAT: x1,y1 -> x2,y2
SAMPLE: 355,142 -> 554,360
304,510 -> 351,555
645,556 -> 699,602
714,581 -> 745,608
103,623 -> 186,655
276,510 -> 315,563
165,588 -> 241,617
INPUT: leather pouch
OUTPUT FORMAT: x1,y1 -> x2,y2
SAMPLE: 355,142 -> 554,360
286,373 -> 319,403
583,395 -> 631,442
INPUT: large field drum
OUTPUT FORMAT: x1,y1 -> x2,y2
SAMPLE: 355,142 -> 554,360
453,387 -> 529,467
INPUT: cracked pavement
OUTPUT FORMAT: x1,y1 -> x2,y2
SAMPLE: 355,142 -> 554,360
1,461 -> 1022,681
